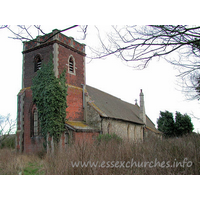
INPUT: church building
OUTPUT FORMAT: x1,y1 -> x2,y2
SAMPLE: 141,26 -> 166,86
16,29 -> 161,153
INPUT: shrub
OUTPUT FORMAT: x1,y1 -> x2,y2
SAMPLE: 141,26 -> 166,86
0,134 -> 15,149
96,133 -> 122,144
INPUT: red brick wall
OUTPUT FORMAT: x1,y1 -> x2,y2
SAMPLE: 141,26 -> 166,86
17,92 -> 23,131
16,131 -> 20,152
20,42 -> 53,153
23,45 -> 54,88
23,89 -> 44,153
60,133 -> 65,148
66,86 -> 84,121
73,132 -> 99,145
58,45 -> 85,87
19,32 -> 86,153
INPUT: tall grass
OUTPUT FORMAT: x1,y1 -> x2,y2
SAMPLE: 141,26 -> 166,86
43,134 -> 200,175
0,134 -> 200,175
0,149 -> 43,175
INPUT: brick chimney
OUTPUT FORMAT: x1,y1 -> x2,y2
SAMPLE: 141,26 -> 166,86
139,89 -> 146,124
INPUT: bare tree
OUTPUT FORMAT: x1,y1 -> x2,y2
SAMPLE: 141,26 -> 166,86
2,25 -> 88,43
92,26 -> 200,67
0,25 -> 8,29
90,25 -> 200,100
0,114 -> 16,136
0,114 -> 16,149
3,25 -> 200,70
2,25 -> 200,100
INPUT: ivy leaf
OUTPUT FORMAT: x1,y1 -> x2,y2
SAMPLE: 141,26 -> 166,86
31,55 -> 68,143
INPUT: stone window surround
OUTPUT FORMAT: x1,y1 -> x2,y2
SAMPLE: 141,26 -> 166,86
67,55 -> 76,75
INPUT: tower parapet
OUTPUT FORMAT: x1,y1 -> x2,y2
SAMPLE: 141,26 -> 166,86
23,29 -> 85,56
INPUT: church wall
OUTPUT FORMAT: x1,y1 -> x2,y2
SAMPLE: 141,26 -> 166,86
134,125 -> 144,141
86,103 -> 144,141
102,118 -> 126,138
17,30 -> 157,154
58,45 -> 85,87
101,118 -> 144,141
86,103 -> 102,130
73,131 -> 99,145
58,44 -> 85,121
23,89 -> 44,153
66,85 -> 84,121
19,43 -> 54,153
19,33 -> 87,153
144,127 -> 163,140
16,89 -> 25,152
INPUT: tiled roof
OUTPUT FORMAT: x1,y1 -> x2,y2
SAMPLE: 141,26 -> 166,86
86,85 -> 160,133
66,121 -> 99,132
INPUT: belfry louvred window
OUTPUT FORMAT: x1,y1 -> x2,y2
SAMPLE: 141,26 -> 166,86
34,55 -> 42,72
68,56 -> 75,74
69,57 -> 74,72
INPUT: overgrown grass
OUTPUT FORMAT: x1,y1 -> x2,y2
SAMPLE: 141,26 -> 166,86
0,134 -> 200,175
0,149 -> 44,175
23,162 -> 45,175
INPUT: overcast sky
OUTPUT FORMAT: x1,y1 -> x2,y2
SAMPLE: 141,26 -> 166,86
0,25 -> 200,132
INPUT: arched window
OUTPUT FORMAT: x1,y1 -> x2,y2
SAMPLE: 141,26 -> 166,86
33,108 -> 39,136
34,54 -> 42,72
68,56 -> 76,75
107,123 -> 111,134
31,107 -> 40,137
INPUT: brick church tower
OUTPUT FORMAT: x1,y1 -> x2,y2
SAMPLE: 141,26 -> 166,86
16,29 -> 99,153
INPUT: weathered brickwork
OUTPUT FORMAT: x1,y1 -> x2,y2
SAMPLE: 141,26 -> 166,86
58,45 -> 85,87
23,45 -> 54,88
16,131 -> 20,152
23,30 -> 85,54
66,86 -> 84,121
73,131 -> 99,145
23,89 -> 44,153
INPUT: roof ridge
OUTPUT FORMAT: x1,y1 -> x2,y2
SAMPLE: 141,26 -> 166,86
86,85 -> 122,101
86,84 -> 158,131
86,85 -> 142,111
86,85 -> 142,107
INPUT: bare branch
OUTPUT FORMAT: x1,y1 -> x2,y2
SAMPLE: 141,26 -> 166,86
0,114 -> 16,136
90,25 -> 200,69
34,25 -> 46,35
17,25 -> 34,40
40,25 -> 79,44
7,25 -> 31,41
78,25 -> 88,40
87,25 -> 200,100
4,25 -> 79,43
0,25 -> 8,29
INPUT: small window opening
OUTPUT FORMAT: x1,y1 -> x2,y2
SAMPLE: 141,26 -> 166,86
34,55 -> 42,72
